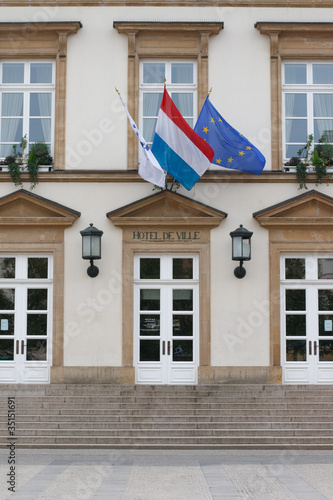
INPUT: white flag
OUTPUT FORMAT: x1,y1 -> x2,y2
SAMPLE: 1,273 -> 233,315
117,92 -> 166,188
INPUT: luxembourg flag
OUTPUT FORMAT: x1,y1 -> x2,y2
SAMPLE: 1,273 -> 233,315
152,88 -> 214,190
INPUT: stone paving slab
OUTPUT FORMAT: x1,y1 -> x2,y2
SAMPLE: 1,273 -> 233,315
0,450 -> 333,499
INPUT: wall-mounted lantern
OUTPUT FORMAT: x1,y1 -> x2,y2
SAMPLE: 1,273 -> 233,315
229,224 -> 253,279
80,223 -> 103,278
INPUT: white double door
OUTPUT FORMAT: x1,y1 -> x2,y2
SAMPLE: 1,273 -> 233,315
134,254 -> 199,384
281,254 -> 333,384
0,255 -> 53,383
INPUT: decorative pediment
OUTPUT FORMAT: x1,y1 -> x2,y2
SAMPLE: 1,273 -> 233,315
253,190 -> 333,229
107,190 -> 227,228
0,189 -> 80,226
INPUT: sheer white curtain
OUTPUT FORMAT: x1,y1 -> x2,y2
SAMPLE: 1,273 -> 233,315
1,93 -> 23,155
313,93 -> 333,142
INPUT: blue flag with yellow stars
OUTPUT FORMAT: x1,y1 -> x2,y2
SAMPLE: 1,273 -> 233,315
194,97 -> 266,175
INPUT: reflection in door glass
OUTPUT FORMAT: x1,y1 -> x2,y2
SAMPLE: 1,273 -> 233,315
0,314 -> 14,335
140,258 -> 160,279
319,340 -> 333,361
28,258 -> 48,279
0,289 -> 15,310
27,314 -> 47,336
286,289 -> 306,311
286,315 -> 306,336
140,315 -> 160,336
173,289 -> 193,311
26,339 -> 47,361
0,258 -> 15,279
140,339 -> 160,361
173,259 -> 193,279
173,315 -> 193,336
318,259 -> 333,279
286,340 -> 306,361
140,289 -> 160,311
318,290 -> 333,311
27,289 -> 48,310
285,258 -> 305,279
0,339 -> 14,360
173,340 -> 193,361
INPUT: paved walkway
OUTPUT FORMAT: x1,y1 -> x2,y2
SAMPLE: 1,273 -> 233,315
0,449 -> 333,499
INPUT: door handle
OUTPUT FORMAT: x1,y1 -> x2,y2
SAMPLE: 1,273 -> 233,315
162,341 -> 165,355
309,340 -> 312,355
21,340 -> 24,356
16,340 -> 19,355
314,341 -> 317,356
167,341 -> 171,356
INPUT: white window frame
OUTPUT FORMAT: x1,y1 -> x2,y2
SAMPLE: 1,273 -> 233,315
0,60 -> 55,160
139,59 -> 197,148
282,61 -> 333,162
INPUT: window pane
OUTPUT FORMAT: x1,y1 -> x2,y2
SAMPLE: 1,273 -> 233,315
2,63 -> 24,84
26,339 -> 47,361
286,289 -> 305,311
319,340 -> 333,361
314,120 -> 333,143
0,314 -> 14,335
171,93 -> 193,117
28,258 -> 48,279
1,118 -> 23,142
140,289 -> 160,311
0,258 -> 15,279
313,64 -> 333,84
314,94 -> 333,117
30,63 -> 53,84
173,315 -> 193,336
29,118 -> 51,143
27,314 -> 47,336
0,339 -> 14,360
173,340 -> 193,361
143,93 -> 163,116
171,63 -> 193,84
140,314 -> 160,336
286,314 -> 306,336
143,119 -> 157,144
285,94 -> 307,117
30,93 -> 52,116
143,63 -> 165,84
140,258 -> 160,279
318,259 -> 333,279
27,289 -> 48,310
173,289 -> 193,311
0,289 -> 15,310
2,94 -> 23,116
140,339 -> 160,361
173,259 -> 193,279
319,315 -> 333,336
318,290 -> 333,311
285,119 -> 307,142
285,64 -> 306,84
285,258 -> 305,279
286,144 -> 306,158
286,340 -> 306,361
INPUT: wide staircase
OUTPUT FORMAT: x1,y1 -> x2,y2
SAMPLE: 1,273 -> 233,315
1,384 -> 333,449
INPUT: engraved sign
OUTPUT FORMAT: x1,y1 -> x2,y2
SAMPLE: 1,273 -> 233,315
133,231 -> 200,241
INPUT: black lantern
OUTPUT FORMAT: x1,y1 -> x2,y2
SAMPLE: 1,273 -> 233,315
229,224 -> 253,279
80,223 -> 103,278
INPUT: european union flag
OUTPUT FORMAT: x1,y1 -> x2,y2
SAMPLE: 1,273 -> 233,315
194,97 -> 266,175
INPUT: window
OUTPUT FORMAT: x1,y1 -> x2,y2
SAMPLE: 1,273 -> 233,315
114,21 -> 223,169
282,62 -> 333,160
255,22 -> 333,170
140,60 -> 197,147
0,22 -> 81,170
0,61 -> 55,159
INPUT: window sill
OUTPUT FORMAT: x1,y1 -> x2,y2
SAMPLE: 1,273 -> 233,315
0,165 -> 53,173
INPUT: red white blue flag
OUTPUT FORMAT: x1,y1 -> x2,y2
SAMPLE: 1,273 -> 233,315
152,88 -> 214,191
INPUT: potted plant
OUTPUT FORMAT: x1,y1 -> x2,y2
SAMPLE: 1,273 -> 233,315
0,137 -> 53,189
285,133 -> 332,189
